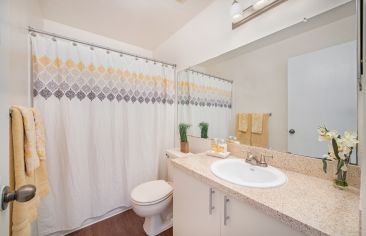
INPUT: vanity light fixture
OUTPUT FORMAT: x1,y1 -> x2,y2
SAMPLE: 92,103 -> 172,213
231,0 -> 287,29
231,0 -> 244,22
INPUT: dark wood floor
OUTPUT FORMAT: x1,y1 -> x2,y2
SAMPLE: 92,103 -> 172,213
67,209 -> 173,236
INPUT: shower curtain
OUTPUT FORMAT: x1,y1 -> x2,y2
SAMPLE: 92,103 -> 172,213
31,34 -> 175,235
178,70 -> 232,139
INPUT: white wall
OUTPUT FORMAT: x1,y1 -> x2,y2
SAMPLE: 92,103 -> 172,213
203,15 -> 355,152
41,19 -> 152,58
154,0 -> 351,70
0,0 -> 43,235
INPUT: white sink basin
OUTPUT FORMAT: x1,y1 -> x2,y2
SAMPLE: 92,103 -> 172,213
210,159 -> 287,188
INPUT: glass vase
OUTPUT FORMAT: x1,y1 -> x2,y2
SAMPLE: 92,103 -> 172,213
334,169 -> 348,190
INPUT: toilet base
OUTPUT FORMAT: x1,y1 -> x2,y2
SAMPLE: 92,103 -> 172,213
143,205 -> 173,236
143,217 -> 172,236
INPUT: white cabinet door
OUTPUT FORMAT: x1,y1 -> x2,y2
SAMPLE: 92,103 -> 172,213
173,167 -> 220,236
221,195 -> 305,236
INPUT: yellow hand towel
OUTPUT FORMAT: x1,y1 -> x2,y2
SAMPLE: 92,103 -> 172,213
32,108 -> 46,160
252,113 -> 264,134
251,113 -> 269,148
238,113 -> 249,132
32,108 -> 49,198
14,106 -> 40,175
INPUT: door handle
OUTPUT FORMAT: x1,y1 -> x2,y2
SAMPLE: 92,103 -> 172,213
209,188 -> 215,215
289,129 -> 295,134
224,196 -> 230,225
1,185 -> 36,210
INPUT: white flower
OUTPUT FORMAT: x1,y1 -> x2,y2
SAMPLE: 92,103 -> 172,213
318,127 -> 327,136
328,130 -> 338,138
318,128 -> 338,141
323,153 -> 336,161
341,164 -> 348,172
341,146 -> 352,155
341,131 -> 359,148
339,153 -> 346,160
322,154 -> 330,159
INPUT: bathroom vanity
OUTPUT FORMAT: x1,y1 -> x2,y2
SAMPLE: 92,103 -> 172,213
171,153 -> 360,236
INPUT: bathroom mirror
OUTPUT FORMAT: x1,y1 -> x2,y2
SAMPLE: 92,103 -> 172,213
177,1 -> 359,164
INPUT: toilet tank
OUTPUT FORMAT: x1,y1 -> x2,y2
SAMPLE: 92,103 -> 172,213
165,149 -> 189,182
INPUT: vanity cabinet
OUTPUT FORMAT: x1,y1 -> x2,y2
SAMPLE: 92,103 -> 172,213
173,167 -> 305,236
173,168 -> 220,236
220,195 -> 304,236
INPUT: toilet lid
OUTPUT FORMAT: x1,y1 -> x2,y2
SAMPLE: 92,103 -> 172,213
131,180 -> 173,204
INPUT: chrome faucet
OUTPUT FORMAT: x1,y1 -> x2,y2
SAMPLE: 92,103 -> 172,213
244,151 -> 273,167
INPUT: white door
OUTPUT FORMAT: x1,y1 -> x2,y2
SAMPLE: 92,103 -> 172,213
0,100 -> 10,236
0,1 -> 10,235
173,167 -> 220,236
288,41 -> 357,161
220,195 -> 305,236
0,1 -> 37,234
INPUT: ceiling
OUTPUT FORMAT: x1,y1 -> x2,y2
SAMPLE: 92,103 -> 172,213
39,0 -> 214,50
199,1 -> 355,67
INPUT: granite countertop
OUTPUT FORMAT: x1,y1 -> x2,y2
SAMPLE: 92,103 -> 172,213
170,154 -> 360,236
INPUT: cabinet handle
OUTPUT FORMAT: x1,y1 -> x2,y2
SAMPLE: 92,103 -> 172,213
209,188 -> 215,215
224,196 -> 230,225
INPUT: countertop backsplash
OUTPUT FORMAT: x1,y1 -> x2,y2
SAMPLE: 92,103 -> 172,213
227,143 -> 361,189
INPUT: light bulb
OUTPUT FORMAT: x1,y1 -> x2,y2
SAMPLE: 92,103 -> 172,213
252,0 -> 271,11
231,0 -> 243,22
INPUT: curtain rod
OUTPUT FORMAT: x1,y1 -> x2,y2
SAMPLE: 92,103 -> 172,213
186,69 -> 233,84
28,27 -> 177,68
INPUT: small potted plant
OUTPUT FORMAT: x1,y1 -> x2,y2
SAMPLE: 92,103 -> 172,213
199,122 -> 209,139
318,125 -> 358,189
179,123 -> 191,153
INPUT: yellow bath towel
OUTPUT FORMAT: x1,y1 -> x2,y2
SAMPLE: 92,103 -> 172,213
13,106 -> 40,175
236,113 -> 252,145
238,113 -> 249,132
252,113 -> 264,134
10,106 -> 49,236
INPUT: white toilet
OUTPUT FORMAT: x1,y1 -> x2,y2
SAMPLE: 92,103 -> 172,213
130,149 -> 187,235
131,180 -> 173,236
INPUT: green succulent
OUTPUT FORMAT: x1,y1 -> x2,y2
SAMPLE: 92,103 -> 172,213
179,123 -> 191,142
199,122 -> 209,139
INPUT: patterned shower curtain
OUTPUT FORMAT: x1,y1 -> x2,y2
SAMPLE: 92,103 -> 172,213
31,34 -> 175,235
178,70 -> 233,139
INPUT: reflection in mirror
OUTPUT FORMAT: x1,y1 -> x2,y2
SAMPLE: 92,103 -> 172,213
177,1 -> 359,164
177,70 -> 233,139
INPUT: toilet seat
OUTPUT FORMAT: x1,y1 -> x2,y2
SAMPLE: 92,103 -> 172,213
131,180 -> 173,206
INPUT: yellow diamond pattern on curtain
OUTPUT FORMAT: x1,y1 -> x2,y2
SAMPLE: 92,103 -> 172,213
33,55 -> 175,104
